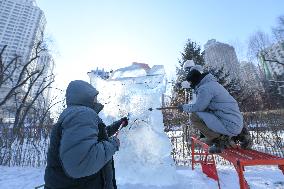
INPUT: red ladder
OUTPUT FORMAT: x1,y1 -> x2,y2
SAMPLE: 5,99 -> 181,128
191,136 -> 284,189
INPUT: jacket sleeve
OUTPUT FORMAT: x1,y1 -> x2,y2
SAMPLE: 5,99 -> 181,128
106,120 -> 121,136
59,109 -> 119,179
183,87 -> 214,113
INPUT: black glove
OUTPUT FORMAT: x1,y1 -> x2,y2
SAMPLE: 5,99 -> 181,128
98,123 -> 108,141
120,117 -> 129,127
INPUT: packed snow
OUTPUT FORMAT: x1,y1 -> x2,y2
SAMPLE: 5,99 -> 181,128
1,165 -> 284,189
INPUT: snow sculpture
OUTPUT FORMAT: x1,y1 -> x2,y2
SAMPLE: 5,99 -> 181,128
89,63 -> 177,186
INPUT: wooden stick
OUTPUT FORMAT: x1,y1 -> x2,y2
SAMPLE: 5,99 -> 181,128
156,106 -> 178,110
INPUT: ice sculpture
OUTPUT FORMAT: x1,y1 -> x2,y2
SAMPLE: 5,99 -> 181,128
89,63 -> 177,186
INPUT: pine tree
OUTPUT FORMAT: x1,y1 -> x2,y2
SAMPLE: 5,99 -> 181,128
180,39 -> 205,66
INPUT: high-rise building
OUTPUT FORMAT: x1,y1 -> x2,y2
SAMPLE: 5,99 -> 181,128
0,0 -> 46,64
204,39 -> 240,80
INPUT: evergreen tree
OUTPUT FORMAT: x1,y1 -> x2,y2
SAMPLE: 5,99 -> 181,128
179,39 -> 205,66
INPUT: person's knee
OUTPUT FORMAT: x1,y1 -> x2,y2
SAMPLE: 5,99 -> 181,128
189,112 -> 200,123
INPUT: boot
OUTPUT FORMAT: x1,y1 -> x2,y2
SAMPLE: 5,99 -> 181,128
208,143 -> 223,154
237,127 -> 253,149
240,134 -> 253,149
226,139 -> 238,149
199,137 -> 214,145
199,132 -> 205,139
208,135 -> 235,154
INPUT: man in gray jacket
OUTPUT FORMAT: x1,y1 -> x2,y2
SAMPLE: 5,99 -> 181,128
178,69 -> 245,153
44,80 -> 128,189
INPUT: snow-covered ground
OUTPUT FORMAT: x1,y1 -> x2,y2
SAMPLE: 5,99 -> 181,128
1,165 -> 284,189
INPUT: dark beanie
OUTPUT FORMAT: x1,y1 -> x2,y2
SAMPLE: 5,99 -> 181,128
186,69 -> 203,89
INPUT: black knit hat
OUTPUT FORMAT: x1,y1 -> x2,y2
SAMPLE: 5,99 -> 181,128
186,69 -> 203,88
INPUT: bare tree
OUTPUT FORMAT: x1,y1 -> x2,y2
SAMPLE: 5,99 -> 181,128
14,67 -> 55,129
249,30 -> 284,66
248,30 -> 271,61
272,15 -> 284,41
0,39 -> 55,122
0,34 -> 60,166
0,45 -> 41,107
247,30 -> 284,107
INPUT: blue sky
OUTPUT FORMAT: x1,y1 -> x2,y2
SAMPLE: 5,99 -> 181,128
37,0 -> 284,90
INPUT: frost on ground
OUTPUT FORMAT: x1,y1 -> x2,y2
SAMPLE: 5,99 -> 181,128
0,165 -> 284,189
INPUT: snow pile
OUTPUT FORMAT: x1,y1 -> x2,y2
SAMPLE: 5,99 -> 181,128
90,64 -> 177,186
1,165 -> 284,189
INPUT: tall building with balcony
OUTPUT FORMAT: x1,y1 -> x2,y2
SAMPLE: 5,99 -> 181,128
204,39 -> 241,80
0,0 -> 46,64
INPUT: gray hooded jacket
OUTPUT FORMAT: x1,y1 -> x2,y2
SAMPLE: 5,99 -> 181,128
59,80 -> 119,178
183,74 -> 243,136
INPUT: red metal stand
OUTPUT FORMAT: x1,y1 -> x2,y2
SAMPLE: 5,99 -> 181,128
191,136 -> 284,189
191,137 -> 221,188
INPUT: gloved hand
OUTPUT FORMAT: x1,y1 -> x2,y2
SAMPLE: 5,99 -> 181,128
120,117 -> 129,127
177,104 -> 184,112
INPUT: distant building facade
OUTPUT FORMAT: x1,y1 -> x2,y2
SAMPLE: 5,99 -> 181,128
204,39 -> 241,80
0,0 -> 46,64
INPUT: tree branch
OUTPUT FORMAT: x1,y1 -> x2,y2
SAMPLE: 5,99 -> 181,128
262,57 -> 284,66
